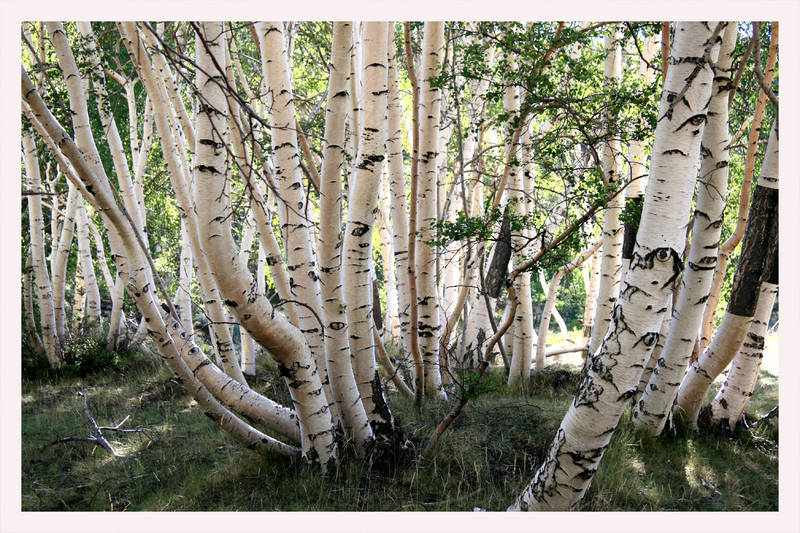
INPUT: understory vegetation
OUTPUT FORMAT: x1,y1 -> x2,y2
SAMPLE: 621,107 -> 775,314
21,333 -> 778,512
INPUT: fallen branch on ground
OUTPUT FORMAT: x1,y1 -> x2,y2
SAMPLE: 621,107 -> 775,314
41,391 -> 150,458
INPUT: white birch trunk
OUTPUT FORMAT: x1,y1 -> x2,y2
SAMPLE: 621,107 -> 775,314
192,22 -> 336,463
538,269 -> 569,340
258,22 -> 333,418
52,182 -> 78,341
587,31 -> 624,357
632,25 -> 737,434
176,218 -> 194,338
23,133 -> 62,366
710,281 -> 777,429
505,75 -> 534,386
75,201 -> 102,334
676,122 -> 778,428
510,22 -> 720,511
317,21 -> 374,449
120,23 -> 248,384
24,67 -> 301,458
23,251 -> 45,354
377,171 -> 400,340
71,252 -> 85,335
415,22 -> 447,398
386,37 -> 413,354
342,21 -> 400,437
580,248 -> 602,345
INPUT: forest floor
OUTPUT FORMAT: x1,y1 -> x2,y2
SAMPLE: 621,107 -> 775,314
20,332 -> 779,511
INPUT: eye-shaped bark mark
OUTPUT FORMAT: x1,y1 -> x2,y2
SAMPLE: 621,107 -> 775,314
350,221 -> 370,237
630,246 -> 684,289
673,113 -> 707,133
632,331 -> 659,349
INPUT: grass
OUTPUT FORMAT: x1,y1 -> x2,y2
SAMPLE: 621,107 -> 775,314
20,336 -> 778,511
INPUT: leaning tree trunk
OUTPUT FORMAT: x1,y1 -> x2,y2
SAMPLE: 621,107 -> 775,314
699,23 -> 778,351
710,267 -> 777,429
22,132 -> 62,367
510,22 -> 721,511
536,241 -> 601,368
123,22 -> 247,385
317,21 -> 374,450
116,21 -> 307,442
415,21 -> 447,399
632,24 -> 737,435
587,31 -> 624,357
676,120 -> 778,429
23,66 -> 301,461
620,35 -> 656,281
192,22 -> 337,464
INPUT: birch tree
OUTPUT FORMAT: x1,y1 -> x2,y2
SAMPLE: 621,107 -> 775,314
510,22 -> 722,511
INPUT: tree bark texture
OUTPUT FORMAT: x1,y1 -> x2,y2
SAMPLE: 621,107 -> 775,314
511,22 -> 720,511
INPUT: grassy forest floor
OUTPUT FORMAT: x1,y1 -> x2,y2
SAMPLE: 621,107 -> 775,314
20,332 -> 779,511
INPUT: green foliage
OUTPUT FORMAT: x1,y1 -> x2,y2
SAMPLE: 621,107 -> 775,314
22,336 -> 155,381
620,195 -> 644,234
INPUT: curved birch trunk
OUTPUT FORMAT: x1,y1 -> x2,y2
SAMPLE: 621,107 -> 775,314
121,22 -> 247,385
23,69 -> 300,458
632,25 -> 737,434
510,22 -> 720,511
342,21 -> 401,439
317,21 -> 374,449
117,22 -> 309,442
191,22 -> 335,463
415,22 -> 447,399
587,31 -> 624,357
23,133 -> 62,367
676,121 -> 778,428
710,281 -> 777,429
536,242 -> 601,369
